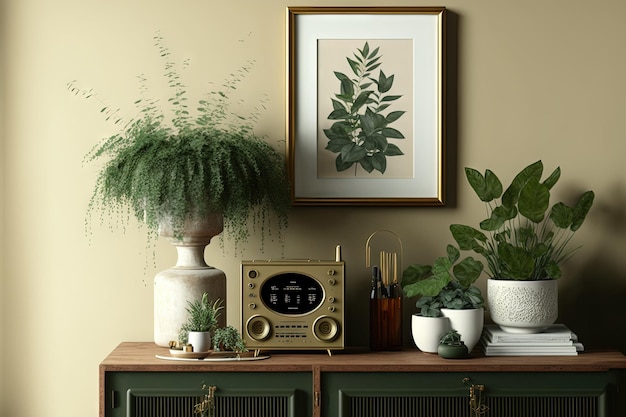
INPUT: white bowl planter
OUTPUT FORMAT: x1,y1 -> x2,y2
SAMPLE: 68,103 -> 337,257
488,278 -> 558,334
440,308 -> 484,352
411,314 -> 451,353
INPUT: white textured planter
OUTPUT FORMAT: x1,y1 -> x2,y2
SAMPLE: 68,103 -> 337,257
153,213 -> 226,347
488,278 -> 558,334
187,331 -> 212,352
411,314 -> 451,353
441,308 -> 484,352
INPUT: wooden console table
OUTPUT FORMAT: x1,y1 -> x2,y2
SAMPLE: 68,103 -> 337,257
100,342 -> 626,417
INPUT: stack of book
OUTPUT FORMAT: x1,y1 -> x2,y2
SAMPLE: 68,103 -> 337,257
481,324 -> 584,356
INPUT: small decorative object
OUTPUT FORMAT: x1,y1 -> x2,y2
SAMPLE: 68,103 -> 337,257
178,294 -> 223,352
402,244 -> 485,352
194,385 -> 217,417
366,230 -> 403,351
213,325 -> 247,354
438,330 -> 468,359
449,160 -> 594,333
69,34 -> 291,346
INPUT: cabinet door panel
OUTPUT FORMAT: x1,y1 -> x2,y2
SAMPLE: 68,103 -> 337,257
105,372 -> 311,417
323,372 -> 618,417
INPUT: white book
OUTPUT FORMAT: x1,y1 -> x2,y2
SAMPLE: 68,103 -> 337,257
484,324 -> 575,344
481,340 -> 579,356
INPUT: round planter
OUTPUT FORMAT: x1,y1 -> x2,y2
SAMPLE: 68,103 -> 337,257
411,314 -> 451,353
438,342 -> 468,359
153,212 -> 227,347
440,308 -> 484,352
187,331 -> 212,352
487,278 -> 558,334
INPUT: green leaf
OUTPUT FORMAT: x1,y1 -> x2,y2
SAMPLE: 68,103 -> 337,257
502,160 -> 543,208
543,166 -> 561,190
386,111 -> 405,123
381,127 -> 404,139
384,143 -> 403,156
465,168 -> 502,202
450,224 -> 487,250
347,57 -> 360,76
498,243 -> 535,280
370,153 -> 386,173
325,138 -> 352,153
335,154 -> 354,171
549,202 -> 573,229
570,190 -> 594,231
446,245 -> 460,263
381,95 -> 401,102
351,91 -> 372,113
452,257 -> 483,287
518,179 -> 550,223
341,142 -> 367,163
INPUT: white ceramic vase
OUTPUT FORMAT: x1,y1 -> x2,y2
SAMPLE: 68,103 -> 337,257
440,308 -> 484,352
411,314 -> 451,353
187,331 -> 212,352
488,278 -> 558,334
153,212 -> 227,347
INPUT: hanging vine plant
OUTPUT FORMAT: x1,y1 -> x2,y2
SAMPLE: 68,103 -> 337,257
69,34 -> 291,251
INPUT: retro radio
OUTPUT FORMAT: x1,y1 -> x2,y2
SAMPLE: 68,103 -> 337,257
241,256 -> 345,355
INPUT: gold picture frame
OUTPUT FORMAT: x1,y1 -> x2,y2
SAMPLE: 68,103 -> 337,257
286,7 -> 447,206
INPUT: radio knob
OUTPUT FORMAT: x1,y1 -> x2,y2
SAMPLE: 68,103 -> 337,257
328,278 -> 336,285
248,303 -> 256,309
328,305 -> 336,312
328,296 -> 335,303
248,270 -> 258,279
248,282 -> 255,289
327,269 -> 336,276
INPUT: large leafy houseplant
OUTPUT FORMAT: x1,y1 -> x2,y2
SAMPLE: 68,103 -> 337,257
450,160 -> 594,281
70,35 -> 290,249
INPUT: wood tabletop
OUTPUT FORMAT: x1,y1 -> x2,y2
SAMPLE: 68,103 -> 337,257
100,342 -> 626,373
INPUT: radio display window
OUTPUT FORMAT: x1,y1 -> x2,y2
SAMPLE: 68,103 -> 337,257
260,273 -> 324,315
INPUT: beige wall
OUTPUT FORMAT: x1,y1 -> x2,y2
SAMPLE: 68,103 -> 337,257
2,0 -> 626,415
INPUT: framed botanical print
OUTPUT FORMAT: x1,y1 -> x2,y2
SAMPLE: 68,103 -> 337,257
286,7 -> 447,206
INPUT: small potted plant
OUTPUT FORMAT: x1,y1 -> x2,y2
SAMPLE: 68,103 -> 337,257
438,329 -> 468,359
213,325 -> 248,354
178,294 -> 223,352
450,160 -> 594,333
402,244 -> 484,353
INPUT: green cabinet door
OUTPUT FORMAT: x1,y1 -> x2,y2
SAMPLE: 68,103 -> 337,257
322,371 -> 622,417
105,372 -> 312,417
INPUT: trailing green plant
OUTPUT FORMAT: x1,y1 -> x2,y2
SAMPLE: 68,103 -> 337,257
401,244 -> 484,317
323,41 -> 405,175
450,160 -> 594,280
213,325 -> 247,353
178,294 -> 223,343
69,34 -> 290,251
